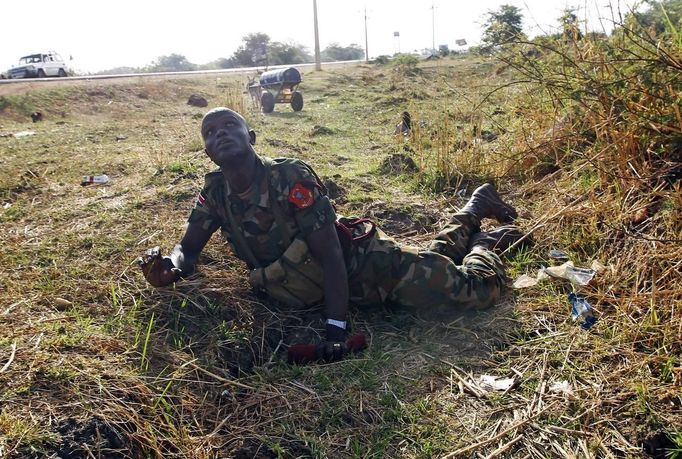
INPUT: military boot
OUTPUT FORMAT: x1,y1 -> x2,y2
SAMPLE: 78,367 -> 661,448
460,183 -> 517,223
469,225 -> 531,254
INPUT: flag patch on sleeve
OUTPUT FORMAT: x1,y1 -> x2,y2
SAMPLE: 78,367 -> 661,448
196,191 -> 206,206
288,182 -> 315,209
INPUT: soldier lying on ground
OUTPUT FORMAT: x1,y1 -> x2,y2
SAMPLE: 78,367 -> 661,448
139,107 -> 528,362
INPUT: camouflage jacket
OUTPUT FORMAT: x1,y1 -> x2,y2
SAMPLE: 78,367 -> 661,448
188,155 -> 336,269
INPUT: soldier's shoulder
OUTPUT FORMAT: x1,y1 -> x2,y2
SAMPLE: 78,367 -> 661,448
202,169 -> 224,190
268,157 -> 316,183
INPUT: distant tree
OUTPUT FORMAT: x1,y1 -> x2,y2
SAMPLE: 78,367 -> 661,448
232,33 -> 271,67
212,57 -> 236,69
95,66 -> 143,75
626,0 -> 682,37
149,54 -> 197,72
320,43 -> 365,62
481,5 -> 525,51
269,42 -> 312,65
559,7 -> 583,40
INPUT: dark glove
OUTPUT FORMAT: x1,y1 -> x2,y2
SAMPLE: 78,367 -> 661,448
288,333 -> 367,364
317,340 -> 348,363
138,246 -> 181,287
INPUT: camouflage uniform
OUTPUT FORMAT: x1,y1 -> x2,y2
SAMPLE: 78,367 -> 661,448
189,155 -> 506,310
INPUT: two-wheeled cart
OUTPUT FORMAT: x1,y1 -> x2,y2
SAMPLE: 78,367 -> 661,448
248,67 -> 303,113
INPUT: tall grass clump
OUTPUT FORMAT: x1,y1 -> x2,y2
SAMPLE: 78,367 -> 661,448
488,0 -> 682,446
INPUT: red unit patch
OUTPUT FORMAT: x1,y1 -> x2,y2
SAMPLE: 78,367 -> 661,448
288,182 -> 315,209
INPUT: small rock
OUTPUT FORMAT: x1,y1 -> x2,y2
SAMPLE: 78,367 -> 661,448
31,112 -> 43,122
187,94 -> 208,108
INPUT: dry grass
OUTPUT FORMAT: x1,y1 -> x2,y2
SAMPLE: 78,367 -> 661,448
0,33 -> 680,459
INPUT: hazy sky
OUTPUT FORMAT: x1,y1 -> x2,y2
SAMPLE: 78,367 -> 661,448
1,0 -> 636,73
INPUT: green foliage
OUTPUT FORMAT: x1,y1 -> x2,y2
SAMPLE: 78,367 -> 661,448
148,54 -> 197,72
628,0 -> 682,42
558,7 -> 583,40
321,43 -> 365,61
481,4 -> 525,51
230,33 -> 312,66
231,32 -> 271,66
268,41 -> 312,65
392,53 -> 419,69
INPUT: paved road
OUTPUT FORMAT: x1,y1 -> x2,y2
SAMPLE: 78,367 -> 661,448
0,60 -> 363,96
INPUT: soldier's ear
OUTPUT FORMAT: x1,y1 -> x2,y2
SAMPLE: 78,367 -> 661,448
249,129 -> 256,145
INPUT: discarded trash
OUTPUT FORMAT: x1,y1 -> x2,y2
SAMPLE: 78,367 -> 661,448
53,297 -> 73,308
591,259 -> 607,274
549,249 -> 569,262
478,374 -> 515,391
514,261 -> 597,289
549,380 -> 573,395
2,203 -> 10,209
568,292 -> 597,330
13,131 -> 36,138
545,261 -> 596,286
513,274 -> 539,289
81,174 -> 110,186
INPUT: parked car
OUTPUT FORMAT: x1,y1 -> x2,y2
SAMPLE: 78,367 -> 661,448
0,69 -> 10,79
9,52 -> 69,79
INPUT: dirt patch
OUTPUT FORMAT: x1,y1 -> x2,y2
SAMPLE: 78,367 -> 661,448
322,177 -> 346,202
378,153 -> 419,175
56,417 -> 126,458
310,125 -> 335,136
361,200 -> 440,235
641,429 -> 677,459
264,138 -> 306,153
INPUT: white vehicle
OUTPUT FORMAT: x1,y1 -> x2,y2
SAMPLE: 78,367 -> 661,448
9,52 -> 69,79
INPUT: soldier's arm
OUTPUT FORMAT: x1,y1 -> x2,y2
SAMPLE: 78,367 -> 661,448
169,221 -> 215,276
305,221 -> 349,342
140,222 -> 214,287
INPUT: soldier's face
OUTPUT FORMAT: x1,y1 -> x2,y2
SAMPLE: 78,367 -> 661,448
202,111 -> 256,167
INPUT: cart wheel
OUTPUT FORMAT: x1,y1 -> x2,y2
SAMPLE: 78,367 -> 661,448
261,92 -> 275,113
291,92 -> 304,112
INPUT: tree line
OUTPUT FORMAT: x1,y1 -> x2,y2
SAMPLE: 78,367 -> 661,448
97,1 -> 681,75
96,33 -> 364,75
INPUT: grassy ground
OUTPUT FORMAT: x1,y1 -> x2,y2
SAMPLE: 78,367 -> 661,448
0,52 -> 680,458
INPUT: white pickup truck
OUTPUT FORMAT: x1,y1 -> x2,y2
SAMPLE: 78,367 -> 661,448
8,52 -> 69,79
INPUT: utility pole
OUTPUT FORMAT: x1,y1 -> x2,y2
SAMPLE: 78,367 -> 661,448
364,6 -> 369,63
313,0 -> 321,71
431,1 -> 436,54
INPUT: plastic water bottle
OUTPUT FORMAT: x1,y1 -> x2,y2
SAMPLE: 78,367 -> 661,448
81,174 -> 110,186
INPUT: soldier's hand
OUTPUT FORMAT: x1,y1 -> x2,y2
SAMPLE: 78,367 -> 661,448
316,341 -> 347,363
138,247 -> 181,287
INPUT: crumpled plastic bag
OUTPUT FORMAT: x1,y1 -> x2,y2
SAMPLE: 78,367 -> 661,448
478,374 -> 515,391
513,261 -> 597,289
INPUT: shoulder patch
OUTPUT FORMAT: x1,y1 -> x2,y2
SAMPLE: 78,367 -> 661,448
288,182 -> 315,209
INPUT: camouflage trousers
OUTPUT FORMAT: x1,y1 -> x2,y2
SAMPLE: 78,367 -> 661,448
346,213 -> 507,310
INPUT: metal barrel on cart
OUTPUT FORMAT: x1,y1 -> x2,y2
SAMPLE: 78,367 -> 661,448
249,67 -> 303,113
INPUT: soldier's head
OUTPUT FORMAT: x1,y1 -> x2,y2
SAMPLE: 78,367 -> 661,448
201,107 -> 256,167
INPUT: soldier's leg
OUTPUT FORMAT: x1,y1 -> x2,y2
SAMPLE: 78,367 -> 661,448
388,245 -> 507,310
427,212 -> 481,264
427,183 -> 517,264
